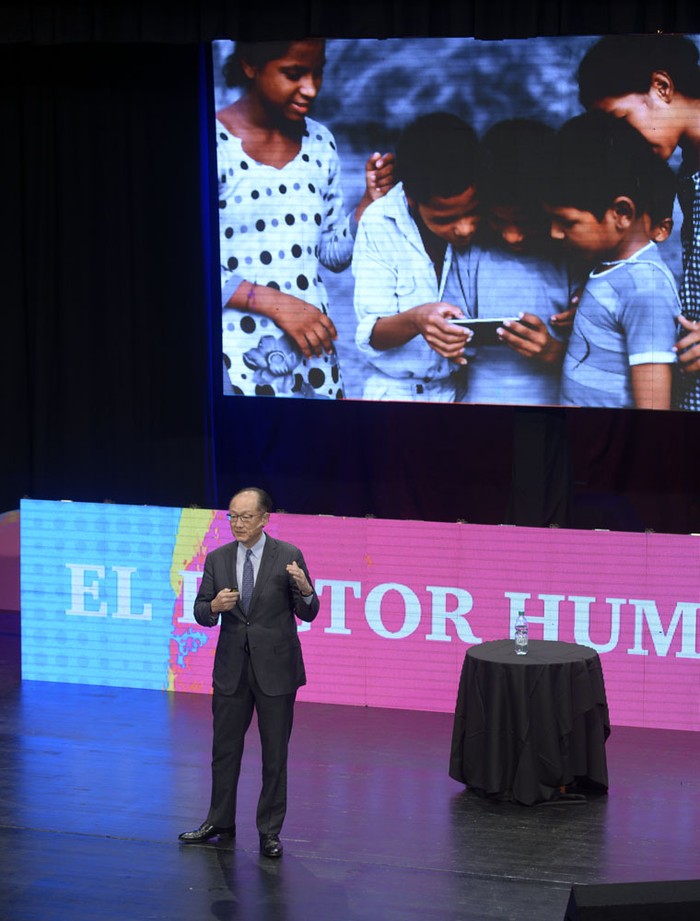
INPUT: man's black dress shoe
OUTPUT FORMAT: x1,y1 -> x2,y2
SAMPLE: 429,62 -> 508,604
178,822 -> 235,843
259,833 -> 283,858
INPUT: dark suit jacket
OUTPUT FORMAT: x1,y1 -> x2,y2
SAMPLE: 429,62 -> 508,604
193,535 -> 319,696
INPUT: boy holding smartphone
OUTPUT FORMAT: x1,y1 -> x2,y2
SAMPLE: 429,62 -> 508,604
352,113 -> 479,401
444,119 -> 581,405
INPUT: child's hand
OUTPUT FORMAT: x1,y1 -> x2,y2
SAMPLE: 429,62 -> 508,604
231,283 -> 337,359
364,152 -> 396,202
414,303 -> 470,364
355,153 -> 396,223
550,285 -> 582,332
274,297 -> 338,358
550,305 -> 577,331
674,315 -> 700,374
497,313 -> 565,365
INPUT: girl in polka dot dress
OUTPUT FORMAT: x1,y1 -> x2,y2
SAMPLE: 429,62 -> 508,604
217,39 -> 394,398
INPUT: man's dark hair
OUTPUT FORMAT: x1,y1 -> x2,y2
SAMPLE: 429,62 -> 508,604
479,118 -> 555,213
231,487 -> 273,514
547,111 -> 675,222
396,113 -> 479,204
578,35 -> 700,109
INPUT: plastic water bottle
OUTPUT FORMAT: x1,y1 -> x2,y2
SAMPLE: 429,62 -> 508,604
514,611 -> 528,655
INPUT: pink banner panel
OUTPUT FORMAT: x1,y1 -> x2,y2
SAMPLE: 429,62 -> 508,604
172,511 -> 700,731
20,500 -> 700,730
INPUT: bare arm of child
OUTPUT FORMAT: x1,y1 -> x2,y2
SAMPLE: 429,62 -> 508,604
631,363 -> 672,409
674,315 -> 700,375
369,302 -> 470,363
496,313 -> 566,365
228,281 -> 337,359
355,152 -> 396,224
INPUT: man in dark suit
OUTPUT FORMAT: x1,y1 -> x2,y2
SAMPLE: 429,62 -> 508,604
178,486 -> 319,858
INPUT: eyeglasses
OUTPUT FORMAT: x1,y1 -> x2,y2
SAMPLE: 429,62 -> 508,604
227,512 -> 260,523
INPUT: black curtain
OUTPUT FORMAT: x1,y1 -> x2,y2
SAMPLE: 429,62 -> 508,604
2,0 -> 700,533
1,41 -> 213,509
3,1 -> 700,43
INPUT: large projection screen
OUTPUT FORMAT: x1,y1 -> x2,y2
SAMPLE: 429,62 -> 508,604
212,36 -> 697,410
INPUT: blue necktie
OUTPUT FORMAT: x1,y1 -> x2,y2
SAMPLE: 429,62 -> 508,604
240,548 -> 254,614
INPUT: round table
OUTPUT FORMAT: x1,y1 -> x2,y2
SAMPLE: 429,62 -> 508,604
449,639 -> 610,805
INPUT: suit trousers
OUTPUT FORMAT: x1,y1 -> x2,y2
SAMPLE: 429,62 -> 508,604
206,653 -> 296,836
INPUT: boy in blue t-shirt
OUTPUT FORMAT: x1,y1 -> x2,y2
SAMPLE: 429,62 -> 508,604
443,119 -> 582,405
545,112 -> 680,409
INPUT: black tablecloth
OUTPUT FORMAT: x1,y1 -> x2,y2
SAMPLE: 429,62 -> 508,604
449,639 -> 610,805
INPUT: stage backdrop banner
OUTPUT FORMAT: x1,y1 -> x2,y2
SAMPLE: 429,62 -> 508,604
20,499 -> 700,731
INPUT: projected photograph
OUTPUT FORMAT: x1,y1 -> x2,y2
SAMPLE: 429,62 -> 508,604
212,35 -> 700,411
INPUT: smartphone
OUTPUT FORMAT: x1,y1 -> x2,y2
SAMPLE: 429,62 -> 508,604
449,317 -> 520,346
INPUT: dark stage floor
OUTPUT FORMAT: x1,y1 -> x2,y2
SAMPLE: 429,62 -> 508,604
1,618 -> 699,921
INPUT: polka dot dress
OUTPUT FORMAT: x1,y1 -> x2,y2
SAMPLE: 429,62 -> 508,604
218,117 -> 353,398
